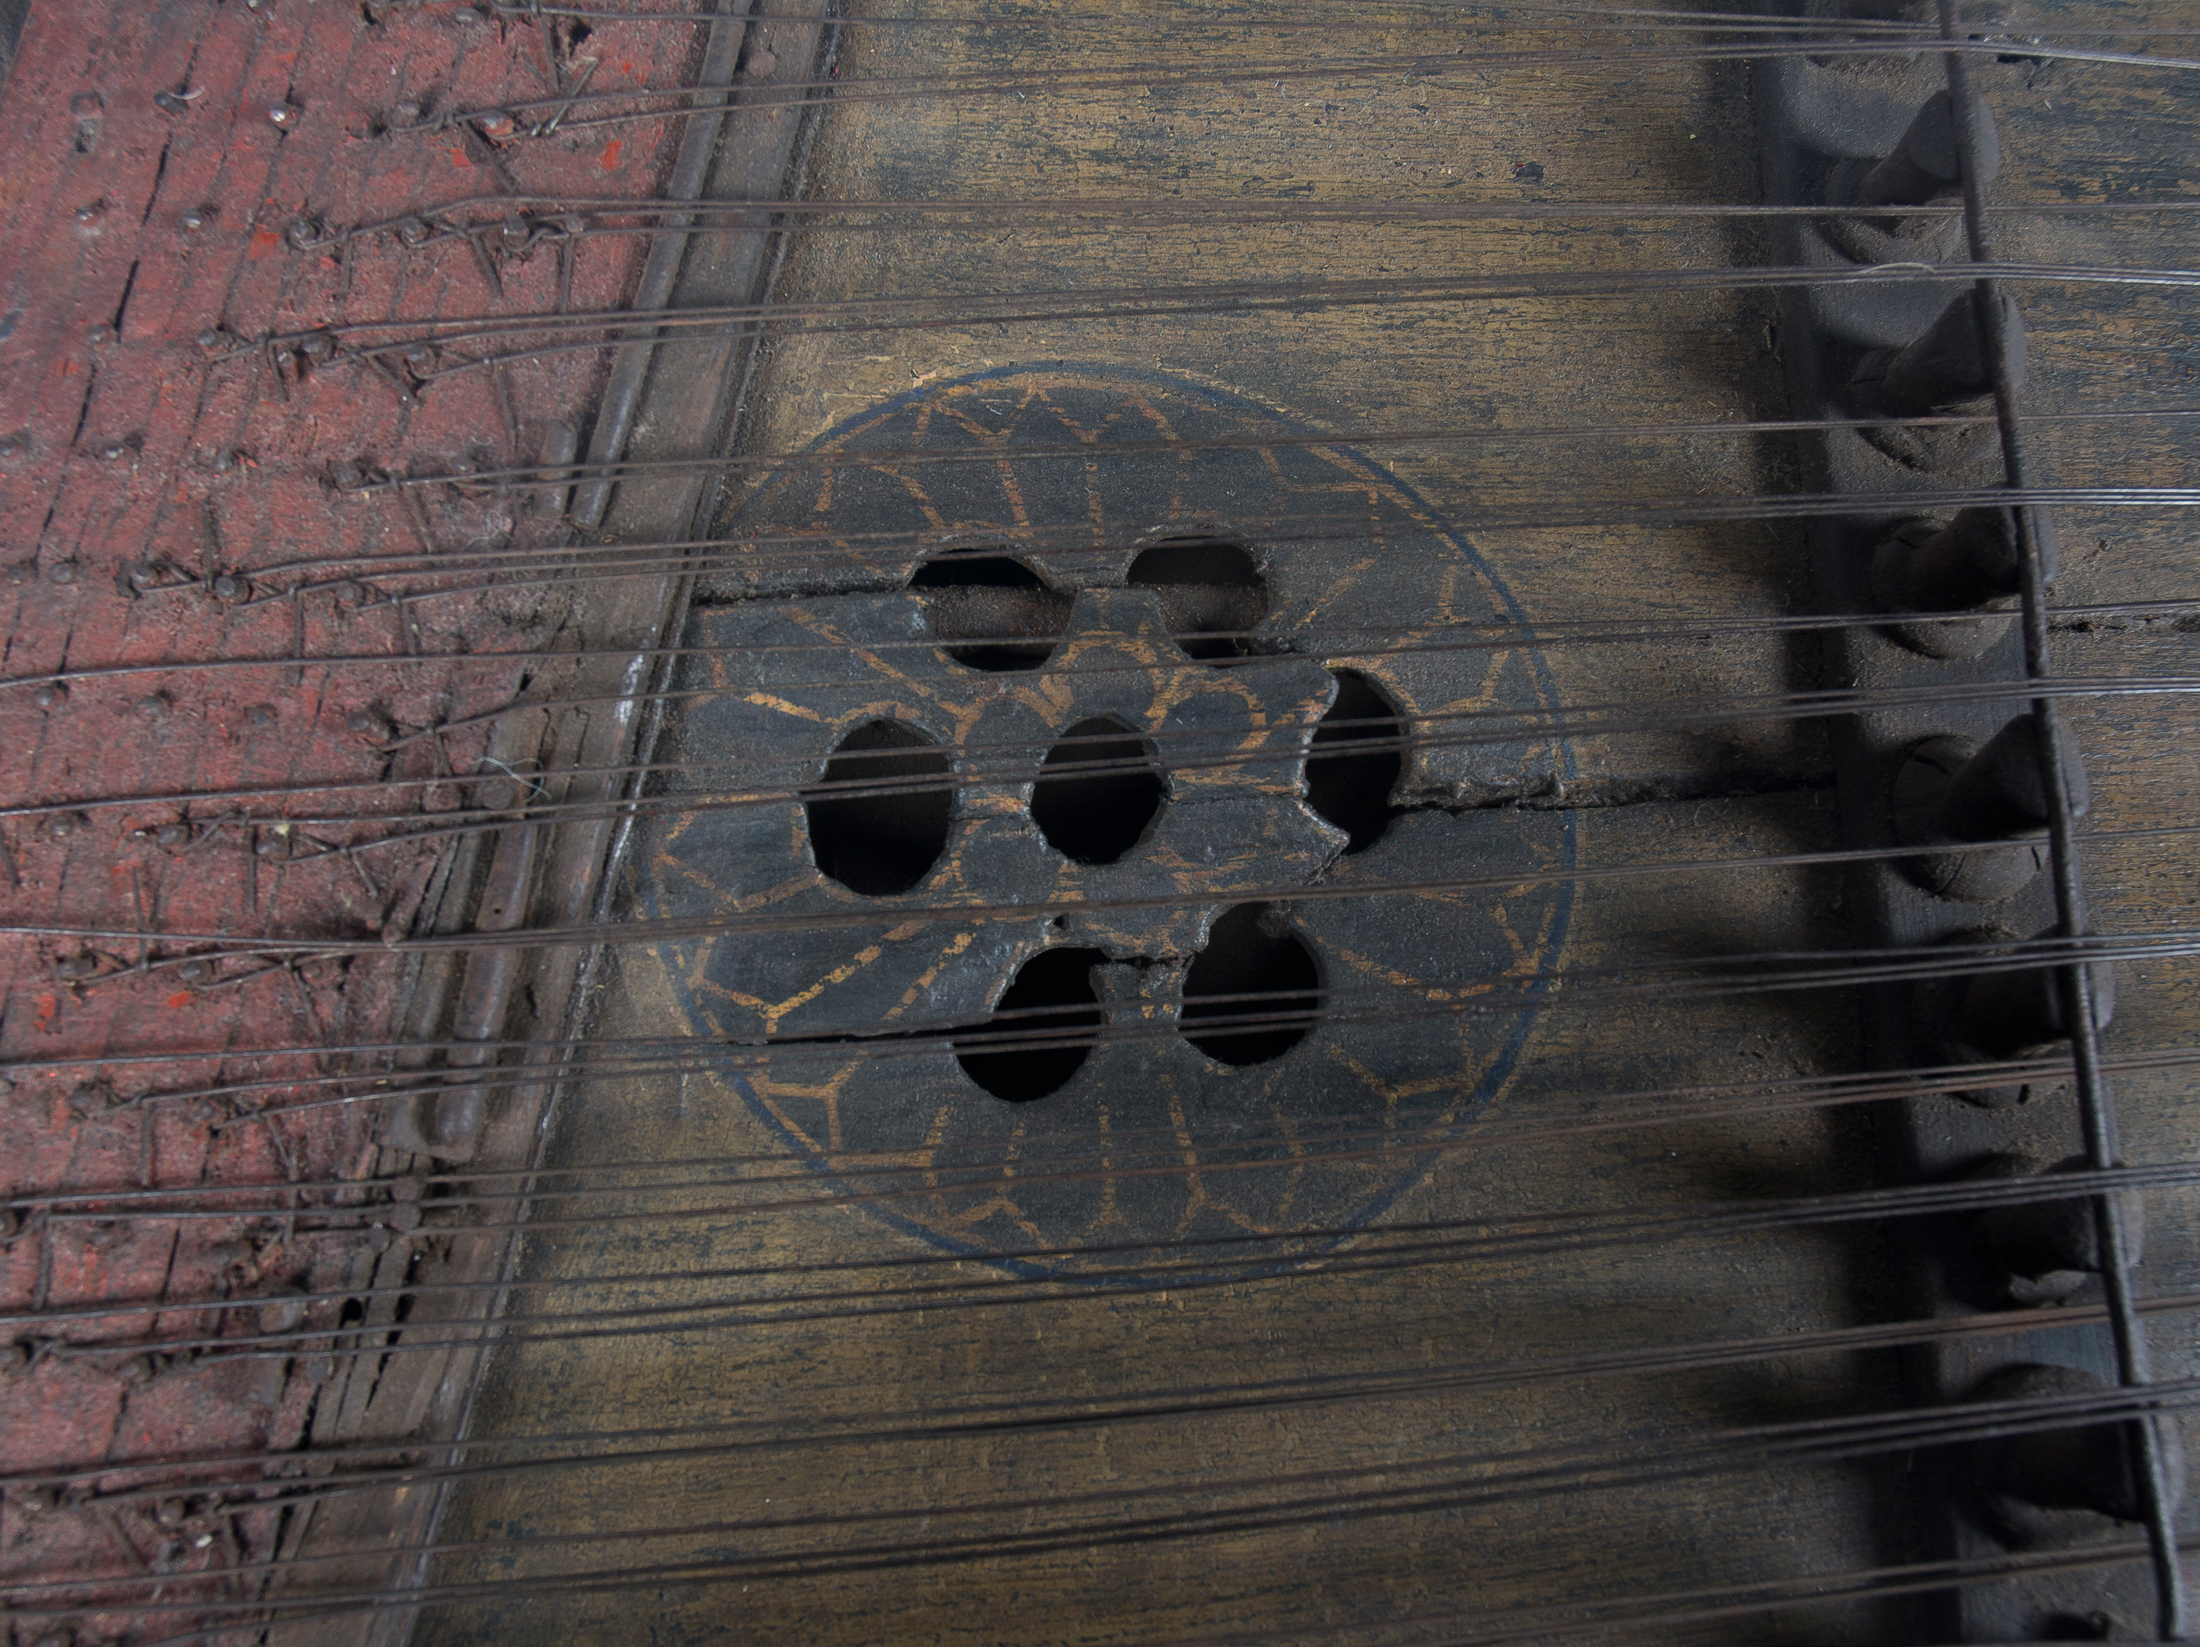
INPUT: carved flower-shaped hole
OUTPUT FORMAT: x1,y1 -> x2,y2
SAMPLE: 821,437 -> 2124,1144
1180,903 -> 1321,1066
1031,715 -> 1165,865
911,547 -> 1073,672
957,947 -> 1107,1102
804,720 -> 953,896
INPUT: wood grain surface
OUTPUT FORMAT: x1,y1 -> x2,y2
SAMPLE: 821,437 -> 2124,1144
408,5 -> 2200,1645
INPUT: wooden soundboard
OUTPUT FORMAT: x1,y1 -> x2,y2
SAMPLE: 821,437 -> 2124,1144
0,4 -> 2194,1645
405,6 -> 2200,1645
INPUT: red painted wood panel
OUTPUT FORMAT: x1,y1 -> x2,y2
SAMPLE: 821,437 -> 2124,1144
0,2 -> 702,1633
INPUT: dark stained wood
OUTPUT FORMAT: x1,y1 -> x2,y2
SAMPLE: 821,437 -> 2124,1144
3,2 -> 2194,1643
408,7 -> 2200,1643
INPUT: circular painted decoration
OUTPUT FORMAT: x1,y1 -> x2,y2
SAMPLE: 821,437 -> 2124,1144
643,365 -> 1574,1282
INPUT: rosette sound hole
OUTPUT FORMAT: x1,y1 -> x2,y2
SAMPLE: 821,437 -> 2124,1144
803,720 -> 954,895
956,947 -> 1108,1102
1179,903 -> 1322,1066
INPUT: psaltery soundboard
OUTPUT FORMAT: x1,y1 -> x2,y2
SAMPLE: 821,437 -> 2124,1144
0,4 -> 2195,1645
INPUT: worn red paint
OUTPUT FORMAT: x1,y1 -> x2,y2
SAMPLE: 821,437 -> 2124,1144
0,0 -> 704,1630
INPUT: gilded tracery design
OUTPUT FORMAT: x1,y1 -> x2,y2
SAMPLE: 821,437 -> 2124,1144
643,367 -> 1575,1277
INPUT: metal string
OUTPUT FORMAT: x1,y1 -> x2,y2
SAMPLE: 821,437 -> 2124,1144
265,403 -> 2200,498
21,1163 -> 2200,1371
464,1 -> 2200,41
229,260 -> 2200,371
387,38 -> 2200,150
16,1042 -> 2200,1197
97,598 -> 2200,692
15,1378 -> 2200,1628
16,829 -> 2199,952
13,673 -> 2200,868
192,487 -> 2200,611
69,1537 -> 2200,1647
15,1286 -> 2194,1512
22,595 -> 2200,705
316,192 -> 2200,250
1145,1536 -> 2200,1647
